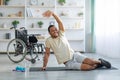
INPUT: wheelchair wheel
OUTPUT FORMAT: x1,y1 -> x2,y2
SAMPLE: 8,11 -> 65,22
7,39 -> 27,63
25,43 -> 39,63
31,59 -> 36,64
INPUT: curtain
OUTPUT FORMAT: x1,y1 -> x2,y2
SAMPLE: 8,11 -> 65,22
95,0 -> 120,58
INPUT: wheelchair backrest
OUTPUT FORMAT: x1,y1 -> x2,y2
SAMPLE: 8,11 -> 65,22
15,30 -> 27,44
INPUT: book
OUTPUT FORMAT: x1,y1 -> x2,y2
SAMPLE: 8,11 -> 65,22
26,8 -> 32,17
26,8 -> 41,17
30,8 -> 42,18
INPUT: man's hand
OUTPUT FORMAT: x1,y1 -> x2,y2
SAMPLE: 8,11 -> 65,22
41,66 -> 46,71
42,10 -> 53,17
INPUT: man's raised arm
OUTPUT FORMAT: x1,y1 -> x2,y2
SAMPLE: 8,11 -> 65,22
43,10 -> 65,32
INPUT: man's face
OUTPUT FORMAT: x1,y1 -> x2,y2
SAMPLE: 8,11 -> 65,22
49,26 -> 59,38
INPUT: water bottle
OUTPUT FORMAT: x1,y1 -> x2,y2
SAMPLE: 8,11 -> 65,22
25,60 -> 30,77
13,66 -> 25,72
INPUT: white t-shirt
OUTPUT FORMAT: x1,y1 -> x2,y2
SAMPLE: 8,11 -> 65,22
45,30 -> 74,64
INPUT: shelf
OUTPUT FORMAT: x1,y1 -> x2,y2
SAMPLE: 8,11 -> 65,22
68,39 -> 84,41
0,28 -> 26,30
27,17 -> 79,19
26,5 -> 55,8
0,39 -> 46,42
56,6 -> 84,8
0,17 -> 25,19
38,39 -> 46,42
26,17 -> 54,19
0,38 -> 84,42
0,28 -> 12,30
27,28 -> 47,30
25,28 -> 84,30
0,28 -> 47,31
65,28 -> 84,30
0,5 -> 25,8
60,17 -> 83,19
0,39 -> 12,42
26,17 -> 83,20
0,28 -> 83,31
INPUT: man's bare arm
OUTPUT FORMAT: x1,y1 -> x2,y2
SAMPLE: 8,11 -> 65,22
42,47 -> 50,70
52,12 -> 65,32
43,10 -> 65,32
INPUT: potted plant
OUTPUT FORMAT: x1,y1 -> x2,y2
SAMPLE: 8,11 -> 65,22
0,12 -> 3,17
78,12 -> 83,17
37,21 -> 43,28
4,0 -> 10,5
12,20 -> 19,28
58,0 -> 66,5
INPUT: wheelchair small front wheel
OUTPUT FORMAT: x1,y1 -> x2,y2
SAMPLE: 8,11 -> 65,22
25,43 -> 39,63
31,59 -> 36,64
7,39 -> 27,63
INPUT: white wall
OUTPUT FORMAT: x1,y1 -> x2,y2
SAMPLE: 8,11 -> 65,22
85,0 -> 93,52
95,0 -> 120,58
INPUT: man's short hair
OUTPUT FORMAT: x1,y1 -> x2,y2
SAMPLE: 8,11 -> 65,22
48,25 -> 55,32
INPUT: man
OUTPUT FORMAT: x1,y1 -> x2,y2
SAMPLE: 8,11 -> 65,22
42,10 -> 111,71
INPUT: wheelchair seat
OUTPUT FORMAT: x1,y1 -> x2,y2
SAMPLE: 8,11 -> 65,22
29,35 -> 38,43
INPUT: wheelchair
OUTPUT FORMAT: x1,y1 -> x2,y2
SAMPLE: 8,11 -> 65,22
7,27 -> 45,64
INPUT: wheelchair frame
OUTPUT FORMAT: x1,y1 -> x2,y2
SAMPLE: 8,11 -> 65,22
7,27 -> 45,64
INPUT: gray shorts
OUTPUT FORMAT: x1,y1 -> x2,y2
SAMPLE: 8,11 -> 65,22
64,52 -> 87,70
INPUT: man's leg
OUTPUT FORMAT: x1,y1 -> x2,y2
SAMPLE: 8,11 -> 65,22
82,58 -> 101,66
82,58 -> 111,69
71,53 -> 111,70
80,63 -> 96,71
72,53 -> 99,70
74,53 -> 111,69
80,58 -> 101,71
64,60 -> 96,71
74,53 -> 101,68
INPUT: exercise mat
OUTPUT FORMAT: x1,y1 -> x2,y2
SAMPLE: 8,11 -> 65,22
29,66 -> 118,71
